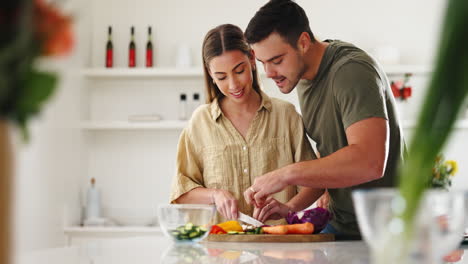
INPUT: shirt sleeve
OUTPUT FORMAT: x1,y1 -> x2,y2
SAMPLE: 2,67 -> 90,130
333,61 -> 388,130
170,129 -> 204,204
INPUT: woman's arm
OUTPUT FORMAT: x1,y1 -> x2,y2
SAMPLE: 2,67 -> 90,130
175,187 -> 241,220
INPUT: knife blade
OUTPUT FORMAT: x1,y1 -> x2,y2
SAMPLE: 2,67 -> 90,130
238,212 -> 264,227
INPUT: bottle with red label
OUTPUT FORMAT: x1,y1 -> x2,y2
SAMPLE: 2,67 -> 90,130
129,26 -> 136,67
105,26 -> 113,68
146,26 -> 153,67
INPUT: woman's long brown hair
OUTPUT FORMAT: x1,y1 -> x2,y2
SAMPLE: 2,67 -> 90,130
202,24 -> 261,103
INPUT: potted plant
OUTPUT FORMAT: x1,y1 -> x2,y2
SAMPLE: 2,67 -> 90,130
0,1 -> 73,263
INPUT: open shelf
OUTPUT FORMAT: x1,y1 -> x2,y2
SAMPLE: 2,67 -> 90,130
383,64 -> 431,75
401,119 -> 468,129
81,67 -> 204,78
80,120 -> 187,130
81,64 -> 431,79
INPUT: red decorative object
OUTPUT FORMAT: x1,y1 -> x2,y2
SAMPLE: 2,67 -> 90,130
390,73 -> 413,101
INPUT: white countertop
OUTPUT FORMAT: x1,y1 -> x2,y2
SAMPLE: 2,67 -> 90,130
16,236 -> 468,264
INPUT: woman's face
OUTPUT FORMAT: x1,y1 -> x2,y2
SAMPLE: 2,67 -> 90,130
209,50 -> 256,103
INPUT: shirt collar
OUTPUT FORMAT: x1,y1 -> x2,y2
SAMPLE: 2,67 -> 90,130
209,91 -> 272,121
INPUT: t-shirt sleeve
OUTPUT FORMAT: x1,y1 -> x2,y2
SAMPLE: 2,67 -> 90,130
333,61 -> 388,130
170,129 -> 204,203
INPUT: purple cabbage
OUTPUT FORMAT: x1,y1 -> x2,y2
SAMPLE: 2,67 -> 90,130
286,207 -> 333,233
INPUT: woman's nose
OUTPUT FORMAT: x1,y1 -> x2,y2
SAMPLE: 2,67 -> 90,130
229,76 -> 241,91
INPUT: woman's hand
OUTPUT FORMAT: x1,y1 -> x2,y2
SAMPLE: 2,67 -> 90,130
253,196 -> 291,223
212,189 -> 239,220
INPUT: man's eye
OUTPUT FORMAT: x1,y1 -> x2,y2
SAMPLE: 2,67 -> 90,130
217,77 -> 226,81
273,59 -> 283,65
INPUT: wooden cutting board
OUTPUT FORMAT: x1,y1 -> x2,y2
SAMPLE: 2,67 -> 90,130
206,233 -> 334,243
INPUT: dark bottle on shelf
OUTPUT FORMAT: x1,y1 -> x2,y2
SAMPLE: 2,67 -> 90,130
146,26 -> 153,67
129,26 -> 136,67
105,26 -> 113,68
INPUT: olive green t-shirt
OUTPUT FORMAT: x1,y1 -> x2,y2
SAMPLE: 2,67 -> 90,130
297,40 -> 406,235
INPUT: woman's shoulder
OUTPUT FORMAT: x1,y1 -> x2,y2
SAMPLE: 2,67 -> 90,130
184,103 -> 216,135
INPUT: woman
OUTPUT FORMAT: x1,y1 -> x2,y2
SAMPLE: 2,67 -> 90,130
170,24 -> 324,224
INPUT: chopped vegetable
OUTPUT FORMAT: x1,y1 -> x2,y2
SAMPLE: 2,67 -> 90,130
262,225 -> 288,235
169,222 -> 207,241
262,222 -> 314,235
286,207 -> 332,233
209,225 -> 227,234
216,220 -> 243,232
285,222 -> 314,234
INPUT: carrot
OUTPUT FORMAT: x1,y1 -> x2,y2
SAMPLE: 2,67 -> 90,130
262,225 -> 288,235
262,222 -> 315,235
286,222 -> 314,234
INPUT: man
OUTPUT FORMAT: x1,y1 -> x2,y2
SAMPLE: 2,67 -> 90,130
243,0 -> 406,235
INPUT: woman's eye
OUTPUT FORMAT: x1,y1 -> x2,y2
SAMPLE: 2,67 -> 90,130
235,69 -> 245,74
217,77 -> 226,81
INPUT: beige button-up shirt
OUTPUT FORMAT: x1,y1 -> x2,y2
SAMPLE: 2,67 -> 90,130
170,92 -> 316,224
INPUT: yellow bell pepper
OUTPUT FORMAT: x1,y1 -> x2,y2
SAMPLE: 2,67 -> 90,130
216,220 -> 243,232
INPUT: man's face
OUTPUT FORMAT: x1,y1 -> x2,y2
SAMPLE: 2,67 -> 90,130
252,32 -> 306,94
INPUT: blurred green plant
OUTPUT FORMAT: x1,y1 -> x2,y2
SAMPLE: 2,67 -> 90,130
0,0 -> 73,141
398,0 -> 468,234
431,155 -> 458,190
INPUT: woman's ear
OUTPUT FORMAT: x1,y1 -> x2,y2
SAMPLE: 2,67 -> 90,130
297,32 -> 311,54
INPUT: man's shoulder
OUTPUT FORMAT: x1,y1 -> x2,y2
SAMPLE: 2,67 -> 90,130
326,40 -> 378,73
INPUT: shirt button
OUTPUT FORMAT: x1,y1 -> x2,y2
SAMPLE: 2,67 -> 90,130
243,146 -> 247,151
243,168 -> 248,174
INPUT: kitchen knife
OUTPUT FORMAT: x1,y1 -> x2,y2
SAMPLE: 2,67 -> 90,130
238,212 -> 264,227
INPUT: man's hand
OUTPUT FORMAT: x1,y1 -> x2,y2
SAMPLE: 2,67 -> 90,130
244,170 -> 288,208
253,197 -> 290,223
316,190 -> 330,209
212,189 -> 239,220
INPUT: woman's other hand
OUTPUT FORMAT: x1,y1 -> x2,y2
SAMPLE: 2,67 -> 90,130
212,189 -> 239,220
253,196 -> 290,223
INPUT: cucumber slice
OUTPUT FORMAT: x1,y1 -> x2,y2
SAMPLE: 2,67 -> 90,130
185,222 -> 194,230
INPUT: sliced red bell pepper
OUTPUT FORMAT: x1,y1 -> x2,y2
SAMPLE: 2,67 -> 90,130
209,225 -> 227,234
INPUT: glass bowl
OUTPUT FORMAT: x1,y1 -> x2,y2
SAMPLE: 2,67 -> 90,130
352,188 -> 465,263
157,204 -> 215,243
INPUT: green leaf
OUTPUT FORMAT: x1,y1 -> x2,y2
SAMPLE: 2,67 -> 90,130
398,0 -> 468,233
12,70 -> 58,141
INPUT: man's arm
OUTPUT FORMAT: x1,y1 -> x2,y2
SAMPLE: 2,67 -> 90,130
285,117 -> 389,188
245,117 -> 389,206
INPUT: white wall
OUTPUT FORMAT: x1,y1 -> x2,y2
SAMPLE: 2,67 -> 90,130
89,0 -> 446,68
16,0 -> 465,253
13,0 -> 91,252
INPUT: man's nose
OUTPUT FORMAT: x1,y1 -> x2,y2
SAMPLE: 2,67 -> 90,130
264,64 -> 276,78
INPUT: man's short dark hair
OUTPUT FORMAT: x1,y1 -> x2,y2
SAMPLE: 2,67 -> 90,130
245,0 -> 315,48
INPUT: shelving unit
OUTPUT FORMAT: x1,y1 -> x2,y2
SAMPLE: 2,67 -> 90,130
80,120 -> 187,130
382,64 -> 432,75
401,119 -> 468,129
81,67 -> 204,78
80,64 -> 431,79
